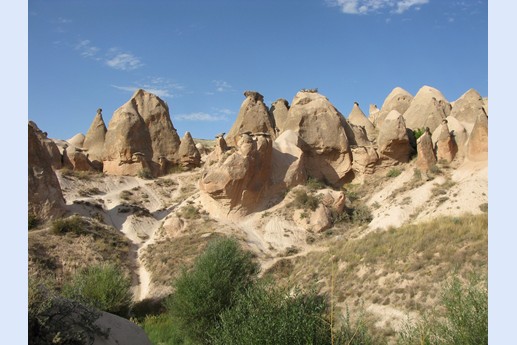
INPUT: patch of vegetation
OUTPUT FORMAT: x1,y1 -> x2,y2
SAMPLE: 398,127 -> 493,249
386,168 -> 402,178
61,168 -> 101,181
413,128 -> 426,140
119,190 -> 133,201
291,189 -> 320,211
28,213 -> 40,230
479,202 -> 488,213
138,168 -> 154,180
78,187 -> 103,197
306,177 -> 327,191
178,204 -> 200,219
141,314 -> 186,345
155,178 -> 177,187
431,179 -> 456,198
50,215 -> 86,236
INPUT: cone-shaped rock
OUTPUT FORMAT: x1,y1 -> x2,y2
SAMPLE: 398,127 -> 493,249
443,116 -> 468,159
28,121 -> 63,170
450,88 -> 486,134
377,110 -> 411,163
432,120 -> 457,163
83,109 -> 107,163
375,87 -> 413,128
347,122 -> 372,146
283,90 -> 352,185
403,85 -> 451,132
467,109 -> 488,161
416,129 -> 437,171
28,122 -> 65,219
347,102 -> 376,142
369,104 -> 380,116
129,89 -> 181,162
226,91 -> 276,146
271,98 -> 289,134
178,131 -> 201,169
67,133 -> 85,148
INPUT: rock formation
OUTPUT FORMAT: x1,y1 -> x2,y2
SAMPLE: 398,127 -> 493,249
351,146 -> 379,176
282,90 -> 353,186
226,91 -> 276,146
178,131 -> 201,169
270,99 -> 289,134
403,85 -> 451,132
466,109 -> 488,161
347,102 -> 376,142
67,133 -> 85,148
443,116 -> 468,159
432,119 -> 457,163
374,87 -> 413,128
28,121 -> 63,170
83,108 -> 107,166
449,88 -> 486,134
271,130 -> 307,193
28,122 -> 65,219
416,128 -> 437,171
377,110 -> 412,164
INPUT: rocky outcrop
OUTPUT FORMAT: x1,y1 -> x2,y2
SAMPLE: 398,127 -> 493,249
374,87 -> 413,128
93,311 -> 152,345
200,132 -> 273,214
377,110 -> 412,164
347,122 -> 372,147
432,120 -> 457,163
271,99 -> 289,134
443,116 -> 468,159
28,121 -> 63,170
271,130 -> 307,193
226,91 -> 276,146
347,102 -> 376,142
282,91 -> 353,186
28,122 -> 65,220
403,86 -> 451,132
351,146 -> 379,176
449,88 -> 486,134
83,109 -> 107,166
416,128 -> 437,171
466,109 -> 488,161
178,131 -> 201,169
67,133 -> 85,148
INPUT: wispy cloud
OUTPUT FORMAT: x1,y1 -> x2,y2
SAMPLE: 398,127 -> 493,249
57,17 -> 72,24
106,49 -> 143,70
111,77 -> 185,98
174,108 -> 233,122
327,0 -> 429,14
75,40 -> 100,59
213,80 -> 233,93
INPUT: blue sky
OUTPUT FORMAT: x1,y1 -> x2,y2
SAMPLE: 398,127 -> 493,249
29,0 -> 487,140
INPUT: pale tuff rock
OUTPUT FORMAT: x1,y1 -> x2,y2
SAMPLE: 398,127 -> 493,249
450,88 -> 486,135
271,130 -> 308,192
374,87 -> 413,128
432,120 -> 457,163
351,146 -> 379,175
178,131 -> 201,169
65,148 -> 96,172
416,128 -> 437,172
403,85 -> 451,132
83,109 -> 107,165
28,121 -> 63,170
283,91 -> 353,186
466,109 -> 488,161
377,110 -> 412,163
270,98 -> 290,134
226,91 -> 276,147
347,122 -> 373,147
369,104 -> 380,115
67,133 -> 85,148
442,116 -> 468,159
28,122 -> 65,219
347,102 -> 376,142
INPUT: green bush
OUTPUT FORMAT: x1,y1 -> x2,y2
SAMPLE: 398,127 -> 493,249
292,190 -> 320,211
62,263 -> 133,317
165,237 -> 259,343
306,177 -> 327,191
142,314 -> 190,345
413,128 -> 426,140
386,168 -> 402,178
50,215 -> 86,235
28,213 -> 39,230
210,283 -> 330,345
397,275 -> 488,345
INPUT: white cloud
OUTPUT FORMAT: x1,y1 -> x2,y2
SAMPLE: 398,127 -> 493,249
111,77 -> 186,98
174,112 -> 229,122
57,17 -> 72,24
106,50 -> 143,70
327,0 -> 429,14
75,40 -> 100,59
213,80 -> 233,92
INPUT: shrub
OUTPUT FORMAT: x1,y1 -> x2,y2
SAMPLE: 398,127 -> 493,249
413,128 -> 426,140
138,168 -> 154,180
165,237 -> 259,343
351,204 -> 373,225
386,168 -> 402,178
178,205 -> 200,220
142,314 -> 188,345
210,283 -> 330,345
62,263 -> 133,317
28,213 -> 39,230
50,215 -> 85,235
479,202 -> 488,212
292,190 -> 320,211
306,177 -> 327,191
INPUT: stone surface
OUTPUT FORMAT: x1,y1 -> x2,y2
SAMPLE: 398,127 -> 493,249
28,121 -> 63,170
83,110 -> 107,165
93,311 -> 152,345
351,146 -> 379,175
67,133 -> 85,148
271,130 -> 307,192
432,120 -> 457,163
403,85 -> 451,132
466,109 -> 488,161
226,91 -> 276,146
416,129 -> 437,171
28,122 -> 66,219
178,131 -> 201,169
271,98 -> 290,134
449,88 -> 486,134
377,110 -> 412,163
282,91 -> 352,185
374,87 -> 413,128
347,102 -> 376,142
443,116 -> 468,159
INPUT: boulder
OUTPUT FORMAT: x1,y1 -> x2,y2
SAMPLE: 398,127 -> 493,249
351,146 -> 379,175
28,122 -> 66,220
226,91 -> 276,146
282,90 -> 353,186
83,109 -> 107,165
178,131 -> 201,169
93,311 -> 152,345
271,98 -> 290,134
374,87 -> 413,128
449,88 -> 486,134
403,85 -> 451,132
432,120 -> 457,163
377,110 -> 412,163
466,109 -> 488,161
347,102 -> 376,142
416,128 -> 437,171
65,148 -> 96,172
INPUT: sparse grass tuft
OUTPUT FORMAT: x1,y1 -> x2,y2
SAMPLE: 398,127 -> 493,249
138,168 -> 154,180
386,168 -> 402,178
306,177 -> 327,191
50,215 -> 86,235
178,205 -> 200,219
291,189 -> 320,211
479,203 -> 488,213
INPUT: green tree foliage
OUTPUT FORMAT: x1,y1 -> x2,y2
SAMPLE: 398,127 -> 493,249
62,263 -> 132,317
210,283 -> 330,345
165,238 -> 259,343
